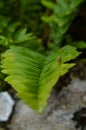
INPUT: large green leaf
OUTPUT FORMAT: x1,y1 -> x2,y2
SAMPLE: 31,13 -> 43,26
1,45 -> 80,112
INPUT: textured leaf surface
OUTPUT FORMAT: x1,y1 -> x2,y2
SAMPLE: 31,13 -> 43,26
1,45 -> 80,112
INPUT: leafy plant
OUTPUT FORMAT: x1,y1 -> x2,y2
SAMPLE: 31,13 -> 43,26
0,0 -> 85,113
0,27 -> 44,53
41,0 -> 85,48
1,45 -> 80,112
64,35 -> 86,49
0,0 -> 44,36
0,0 -> 45,88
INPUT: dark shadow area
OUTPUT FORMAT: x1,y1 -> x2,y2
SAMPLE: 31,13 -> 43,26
72,107 -> 86,130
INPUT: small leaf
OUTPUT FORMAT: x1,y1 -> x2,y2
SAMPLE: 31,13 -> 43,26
73,41 -> 86,49
41,16 -> 52,23
41,0 -> 54,9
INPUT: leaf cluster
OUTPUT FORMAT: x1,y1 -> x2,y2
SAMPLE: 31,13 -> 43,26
42,0 -> 85,47
0,0 -> 86,112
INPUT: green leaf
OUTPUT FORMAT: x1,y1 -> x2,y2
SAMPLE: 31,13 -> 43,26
1,45 -> 80,112
41,16 -> 52,23
0,35 -> 12,46
71,0 -> 85,9
41,0 -> 54,9
42,0 -> 85,47
73,41 -> 86,49
15,28 -> 36,43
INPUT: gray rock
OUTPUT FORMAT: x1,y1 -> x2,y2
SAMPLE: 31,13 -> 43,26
10,78 -> 86,130
0,92 -> 15,121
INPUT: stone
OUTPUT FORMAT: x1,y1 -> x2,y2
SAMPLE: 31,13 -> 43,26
0,92 -> 15,122
10,78 -> 86,130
